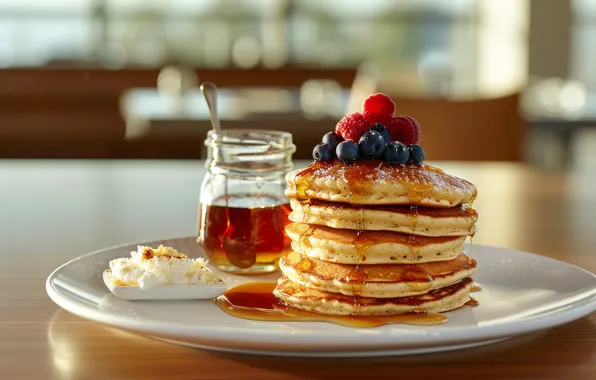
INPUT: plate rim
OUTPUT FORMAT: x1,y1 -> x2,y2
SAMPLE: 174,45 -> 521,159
46,237 -> 596,352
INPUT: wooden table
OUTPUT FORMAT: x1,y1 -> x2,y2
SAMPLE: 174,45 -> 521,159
1,160 -> 595,380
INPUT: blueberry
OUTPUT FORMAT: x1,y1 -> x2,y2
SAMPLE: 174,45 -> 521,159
322,132 -> 344,151
408,144 -> 425,163
383,141 -> 409,165
369,123 -> 391,144
336,140 -> 359,163
312,143 -> 334,161
358,130 -> 386,158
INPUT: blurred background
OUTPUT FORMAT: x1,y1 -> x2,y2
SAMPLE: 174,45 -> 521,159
0,0 -> 594,169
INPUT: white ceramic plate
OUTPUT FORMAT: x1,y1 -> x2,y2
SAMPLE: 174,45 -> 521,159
46,237 -> 596,357
102,270 -> 227,301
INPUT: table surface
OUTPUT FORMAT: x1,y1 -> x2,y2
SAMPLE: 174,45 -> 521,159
1,159 -> 595,380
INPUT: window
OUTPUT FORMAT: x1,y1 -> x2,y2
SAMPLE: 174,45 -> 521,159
572,0 -> 596,90
0,0 -> 527,94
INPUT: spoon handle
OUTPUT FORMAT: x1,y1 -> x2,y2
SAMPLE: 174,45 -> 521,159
200,82 -> 222,133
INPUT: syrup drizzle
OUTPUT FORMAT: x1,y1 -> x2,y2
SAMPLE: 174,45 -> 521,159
293,163 -> 317,200
215,282 -> 448,327
465,194 -> 477,259
289,160 -> 474,205
465,298 -> 479,307
281,252 -> 477,293
354,230 -> 371,262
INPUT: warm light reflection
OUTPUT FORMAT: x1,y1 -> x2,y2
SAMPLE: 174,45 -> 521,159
47,310 -> 75,379
47,309 -> 158,379
477,287 -> 596,328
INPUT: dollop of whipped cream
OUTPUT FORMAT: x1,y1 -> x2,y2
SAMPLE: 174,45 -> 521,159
108,245 -> 223,289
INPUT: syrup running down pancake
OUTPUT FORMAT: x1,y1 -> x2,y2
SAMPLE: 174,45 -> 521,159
285,159 -> 477,207
285,222 -> 466,264
289,199 -> 478,236
273,276 -> 474,316
279,251 -> 477,298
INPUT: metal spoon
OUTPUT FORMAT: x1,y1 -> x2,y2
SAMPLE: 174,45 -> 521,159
201,82 -> 252,267
200,82 -> 222,134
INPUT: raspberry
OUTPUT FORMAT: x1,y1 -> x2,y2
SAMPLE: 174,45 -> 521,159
362,93 -> 395,123
385,116 -> 421,145
335,112 -> 369,142
363,110 -> 392,125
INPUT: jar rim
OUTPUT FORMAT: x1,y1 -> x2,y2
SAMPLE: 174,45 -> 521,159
205,129 -> 294,149
204,129 -> 296,175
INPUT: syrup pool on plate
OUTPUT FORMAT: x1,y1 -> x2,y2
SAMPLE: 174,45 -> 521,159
215,282 -> 448,327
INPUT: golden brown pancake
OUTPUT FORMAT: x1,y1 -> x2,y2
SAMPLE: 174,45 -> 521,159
285,159 -> 477,207
285,222 -> 466,264
273,276 -> 474,316
289,199 -> 477,236
279,251 -> 477,298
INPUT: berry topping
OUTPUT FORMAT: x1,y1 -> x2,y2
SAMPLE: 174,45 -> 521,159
383,141 -> 409,165
336,140 -> 359,163
358,130 -> 386,158
408,144 -> 425,163
322,131 -> 344,151
369,123 -> 391,145
385,116 -> 421,145
363,111 -> 392,125
322,93 -> 426,165
312,143 -> 334,161
335,112 -> 369,142
362,93 -> 396,124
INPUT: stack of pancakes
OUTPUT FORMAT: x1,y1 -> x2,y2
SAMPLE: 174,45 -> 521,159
273,160 -> 479,316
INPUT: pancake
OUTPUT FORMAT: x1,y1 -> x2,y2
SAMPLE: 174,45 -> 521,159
279,251 -> 477,298
285,222 -> 466,264
285,159 -> 477,207
289,199 -> 477,236
273,276 -> 474,316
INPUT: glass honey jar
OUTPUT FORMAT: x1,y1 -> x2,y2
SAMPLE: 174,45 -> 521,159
197,129 -> 296,274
